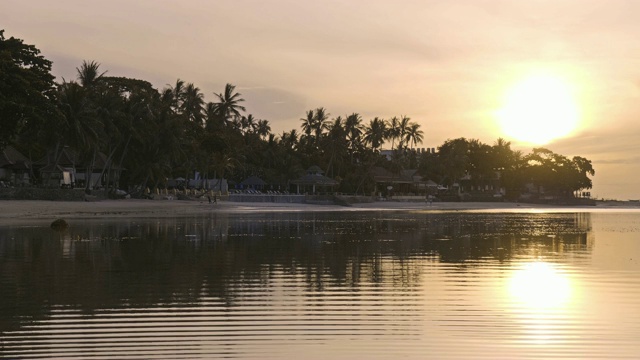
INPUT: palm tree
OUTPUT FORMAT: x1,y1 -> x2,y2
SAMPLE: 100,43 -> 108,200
404,122 -> 424,149
73,60 -> 106,156
256,119 -> 271,139
491,137 -> 513,172
327,116 -> 345,136
160,88 -> 174,107
76,60 -> 106,88
300,109 -> 314,139
312,107 -> 329,145
280,130 -> 299,151
324,116 -> 348,176
397,115 -> 411,150
57,79 -> 105,190
344,113 -> 364,151
300,107 -> 329,149
299,109 -> 317,154
168,79 -> 186,113
212,83 -> 246,125
230,117 -> 242,131
103,77 -> 159,192
182,83 -> 205,125
211,150 -> 243,187
240,114 -> 258,134
386,116 -> 400,150
363,117 -> 387,151
204,102 -> 221,130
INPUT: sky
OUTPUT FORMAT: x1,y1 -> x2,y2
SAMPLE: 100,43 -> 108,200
2,0 -> 640,200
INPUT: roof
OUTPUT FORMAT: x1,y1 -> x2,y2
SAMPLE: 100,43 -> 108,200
0,146 -> 30,169
35,146 -> 121,170
291,173 -> 339,186
371,167 -> 427,184
35,147 -> 77,167
306,165 -> 324,174
187,178 -> 227,189
425,180 -> 438,187
39,164 -> 72,173
240,175 -> 267,186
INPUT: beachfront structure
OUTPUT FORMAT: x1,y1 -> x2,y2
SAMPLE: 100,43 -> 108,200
189,178 -> 228,192
0,146 -> 31,186
291,166 -> 339,194
380,147 -> 437,161
240,175 -> 267,191
371,166 -> 436,197
456,173 -> 505,201
34,146 -> 122,188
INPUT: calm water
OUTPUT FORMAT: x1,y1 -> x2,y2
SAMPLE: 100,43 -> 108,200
2,210 -> 640,359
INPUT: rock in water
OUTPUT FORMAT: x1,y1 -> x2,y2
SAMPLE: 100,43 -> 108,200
50,219 -> 68,231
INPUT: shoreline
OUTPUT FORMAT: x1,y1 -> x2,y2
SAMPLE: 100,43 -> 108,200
1,199 -> 639,225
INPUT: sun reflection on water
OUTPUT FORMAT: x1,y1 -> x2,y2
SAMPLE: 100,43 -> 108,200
507,261 -> 575,345
509,261 -> 572,310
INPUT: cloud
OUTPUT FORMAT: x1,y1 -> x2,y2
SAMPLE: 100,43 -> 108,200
240,87 -> 310,134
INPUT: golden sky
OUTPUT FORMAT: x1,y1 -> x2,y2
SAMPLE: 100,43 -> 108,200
3,0 -> 639,199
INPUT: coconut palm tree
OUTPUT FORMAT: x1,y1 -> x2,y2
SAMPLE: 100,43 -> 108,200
240,114 -> 258,134
404,122 -> 424,149
204,102 -> 221,131
300,109 -> 314,138
386,116 -> 400,150
182,83 -> 205,125
344,113 -> 364,152
324,116 -> 348,176
299,109 -> 318,155
168,79 -> 186,113
211,150 -> 243,186
489,137 -> 513,174
212,83 -> 246,126
57,81 -> 100,151
312,107 -> 329,143
280,130 -> 299,151
76,60 -> 106,88
256,119 -> 271,139
363,117 -> 387,151
397,115 -> 411,150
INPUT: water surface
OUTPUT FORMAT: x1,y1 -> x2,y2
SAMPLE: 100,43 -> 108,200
2,210 -> 640,359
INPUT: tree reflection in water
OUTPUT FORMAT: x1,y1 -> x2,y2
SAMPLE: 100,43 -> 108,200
0,212 -> 591,333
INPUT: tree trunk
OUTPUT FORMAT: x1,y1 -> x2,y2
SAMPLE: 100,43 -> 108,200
85,148 -> 97,192
45,141 -> 63,187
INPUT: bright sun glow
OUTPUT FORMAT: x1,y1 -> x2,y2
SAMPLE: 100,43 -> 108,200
509,262 -> 572,310
497,74 -> 580,145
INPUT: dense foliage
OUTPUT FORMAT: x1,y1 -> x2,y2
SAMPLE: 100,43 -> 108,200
1,31 -> 594,199
0,30 -> 60,147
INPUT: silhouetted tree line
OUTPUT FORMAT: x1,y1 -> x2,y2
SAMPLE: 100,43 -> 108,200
1,31 -> 593,198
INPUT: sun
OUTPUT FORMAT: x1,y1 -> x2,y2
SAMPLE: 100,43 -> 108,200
496,73 -> 580,145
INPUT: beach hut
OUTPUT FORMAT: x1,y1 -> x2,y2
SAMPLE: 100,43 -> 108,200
34,146 -> 122,189
291,166 -> 339,194
240,175 -> 267,191
371,166 -> 434,196
38,164 -> 75,188
0,146 -> 31,186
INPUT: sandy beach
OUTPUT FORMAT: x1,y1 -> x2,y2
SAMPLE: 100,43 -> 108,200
1,198 -> 636,226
